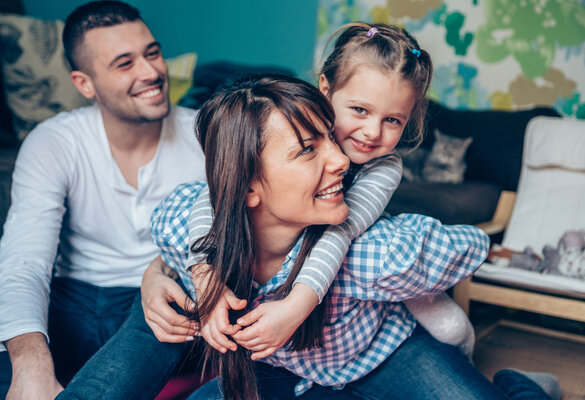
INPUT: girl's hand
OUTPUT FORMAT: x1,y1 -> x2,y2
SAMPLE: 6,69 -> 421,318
199,286 -> 247,353
232,283 -> 318,360
192,263 -> 247,353
141,256 -> 200,343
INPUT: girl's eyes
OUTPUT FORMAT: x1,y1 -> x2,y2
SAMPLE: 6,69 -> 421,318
349,104 -> 404,127
384,117 -> 401,125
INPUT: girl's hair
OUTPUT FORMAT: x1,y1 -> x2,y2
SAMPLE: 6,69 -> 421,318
320,22 -> 433,148
191,74 -> 333,400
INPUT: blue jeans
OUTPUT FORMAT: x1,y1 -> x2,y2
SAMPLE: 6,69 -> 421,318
56,293 -> 191,400
0,277 -> 139,399
190,325 -> 550,400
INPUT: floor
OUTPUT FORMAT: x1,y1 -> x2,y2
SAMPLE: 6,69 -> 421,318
471,306 -> 585,399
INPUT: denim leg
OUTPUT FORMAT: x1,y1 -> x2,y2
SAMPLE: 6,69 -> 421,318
56,295 -> 189,400
48,277 -> 138,384
0,277 -> 138,398
346,325 -> 508,400
493,370 -> 553,400
187,362 -> 357,400
0,351 -> 11,400
255,362 -> 356,400
187,378 -> 224,400
249,327 -> 507,400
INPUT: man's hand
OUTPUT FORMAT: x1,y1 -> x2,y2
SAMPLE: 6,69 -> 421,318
191,264 -> 246,353
141,256 -> 199,342
6,332 -> 64,400
232,283 -> 319,360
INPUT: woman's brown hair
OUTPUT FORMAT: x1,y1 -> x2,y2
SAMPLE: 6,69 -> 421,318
191,74 -> 335,400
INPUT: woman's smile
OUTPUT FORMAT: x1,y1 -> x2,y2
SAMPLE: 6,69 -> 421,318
315,182 -> 344,200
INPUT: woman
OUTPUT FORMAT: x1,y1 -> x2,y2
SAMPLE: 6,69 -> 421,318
149,74 -> 555,400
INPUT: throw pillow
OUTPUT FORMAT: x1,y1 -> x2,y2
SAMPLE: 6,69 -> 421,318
0,14 -> 91,141
166,52 -> 197,105
422,129 -> 473,184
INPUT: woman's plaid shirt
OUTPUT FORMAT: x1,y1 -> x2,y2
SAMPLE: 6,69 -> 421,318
150,181 -> 489,396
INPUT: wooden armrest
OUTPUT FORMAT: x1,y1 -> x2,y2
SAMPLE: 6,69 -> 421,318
475,191 -> 516,235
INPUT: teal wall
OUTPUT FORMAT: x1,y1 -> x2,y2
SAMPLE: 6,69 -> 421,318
22,0 -> 319,80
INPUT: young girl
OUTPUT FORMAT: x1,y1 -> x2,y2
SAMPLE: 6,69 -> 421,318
185,22 -> 474,359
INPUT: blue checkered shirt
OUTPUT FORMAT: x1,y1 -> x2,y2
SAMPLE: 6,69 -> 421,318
151,181 -> 489,396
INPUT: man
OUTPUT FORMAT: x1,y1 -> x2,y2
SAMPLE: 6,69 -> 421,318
0,2 -> 204,399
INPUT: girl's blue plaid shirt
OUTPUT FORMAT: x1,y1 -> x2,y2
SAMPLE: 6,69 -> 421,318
150,181 -> 489,396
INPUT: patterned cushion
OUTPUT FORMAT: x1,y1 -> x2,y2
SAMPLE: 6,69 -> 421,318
0,14 -> 90,141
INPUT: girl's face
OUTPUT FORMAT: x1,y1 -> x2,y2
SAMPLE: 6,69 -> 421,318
249,110 -> 350,230
320,66 -> 416,164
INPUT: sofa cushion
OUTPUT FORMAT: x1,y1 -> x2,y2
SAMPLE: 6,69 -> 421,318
0,14 -> 91,140
503,117 -> 585,255
164,52 -> 197,105
0,147 -> 18,237
524,117 -> 585,171
387,181 -> 502,225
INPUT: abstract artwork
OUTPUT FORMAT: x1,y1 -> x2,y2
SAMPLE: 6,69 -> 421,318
316,0 -> 585,118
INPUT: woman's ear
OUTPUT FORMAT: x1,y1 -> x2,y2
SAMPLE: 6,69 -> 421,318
246,180 -> 261,208
318,74 -> 331,97
71,70 -> 96,100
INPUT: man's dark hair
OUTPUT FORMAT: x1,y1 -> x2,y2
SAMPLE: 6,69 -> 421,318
63,0 -> 141,71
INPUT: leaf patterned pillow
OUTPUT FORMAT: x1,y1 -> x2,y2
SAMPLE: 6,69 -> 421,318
0,14 -> 91,141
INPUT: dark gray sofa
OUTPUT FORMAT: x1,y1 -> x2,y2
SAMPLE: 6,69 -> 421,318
387,101 -> 561,225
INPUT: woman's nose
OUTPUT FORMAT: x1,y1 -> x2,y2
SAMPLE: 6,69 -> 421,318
325,139 -> 350,175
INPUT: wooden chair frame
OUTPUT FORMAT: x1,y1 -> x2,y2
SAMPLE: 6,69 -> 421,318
453,191 -> 585,324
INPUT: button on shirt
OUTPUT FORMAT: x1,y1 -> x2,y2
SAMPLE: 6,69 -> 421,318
151,181 -> 489,396
0,104 -> 205,349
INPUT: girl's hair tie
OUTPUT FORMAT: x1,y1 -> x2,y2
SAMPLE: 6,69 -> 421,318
411,48 -> 421,58
366,27 -> 379,38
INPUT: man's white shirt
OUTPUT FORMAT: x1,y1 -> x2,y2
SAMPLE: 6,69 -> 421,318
0,104 -> 205,349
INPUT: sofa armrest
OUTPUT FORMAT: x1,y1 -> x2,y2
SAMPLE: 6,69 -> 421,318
475,191 -> 516,235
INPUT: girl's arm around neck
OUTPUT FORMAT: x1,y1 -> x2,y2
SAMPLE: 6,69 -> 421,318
293,151 -> 403,302
150,181 -> 208,296
187,185 -> 213,270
